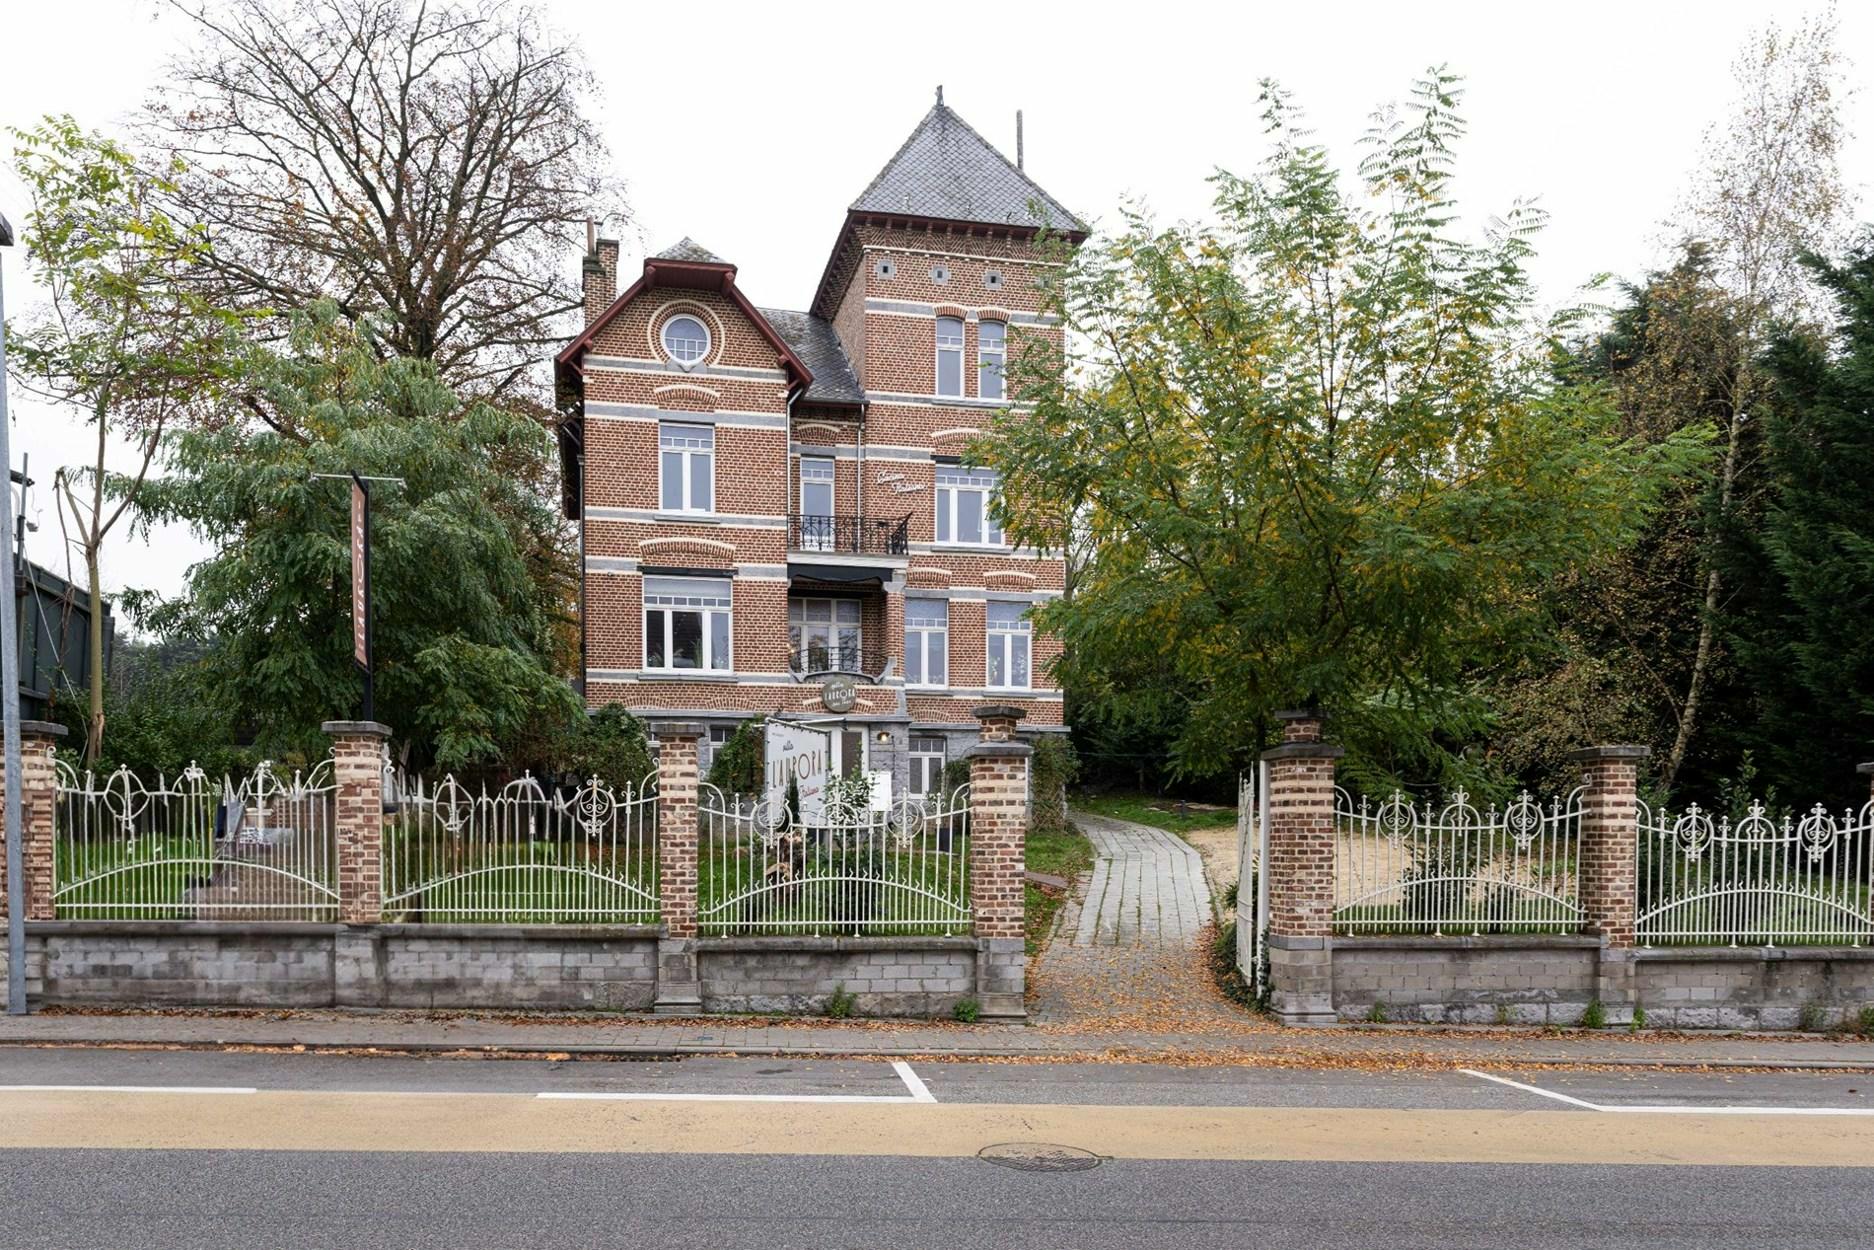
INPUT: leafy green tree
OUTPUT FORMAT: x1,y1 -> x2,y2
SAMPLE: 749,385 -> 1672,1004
1725,239 -> 1874,805
550,703 -> 653,794
129,303 -> 578,769
705,717 -> 765,796
985,72 -> 1705,791
6,116 -> 236,761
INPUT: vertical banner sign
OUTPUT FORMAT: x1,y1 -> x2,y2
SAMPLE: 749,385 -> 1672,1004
764,721 -> 831,825
350,477 -> 368,667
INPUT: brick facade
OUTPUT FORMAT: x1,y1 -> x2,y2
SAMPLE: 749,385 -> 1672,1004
0,721 -> 66,921
556,100 -> 1080,793
324,721 -> 390,925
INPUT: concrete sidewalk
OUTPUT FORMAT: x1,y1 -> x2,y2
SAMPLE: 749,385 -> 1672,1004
5,1007 -> 1874,1069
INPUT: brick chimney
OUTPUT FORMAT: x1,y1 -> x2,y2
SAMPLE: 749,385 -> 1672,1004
582,221 -> 619,326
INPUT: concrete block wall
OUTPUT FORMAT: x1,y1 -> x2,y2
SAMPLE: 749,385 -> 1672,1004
1326,936 -> 1874,1028
697,937 -> 977,1016
3,922 -> 1011,1018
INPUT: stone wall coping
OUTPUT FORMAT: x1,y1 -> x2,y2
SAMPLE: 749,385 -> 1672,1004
1331,934 -> 1605,952
647,719 -> 707,740
1567,744 -> 1652,761
1858,761 -> 1874,776
965,741 -> 1032,760
1267,934 -> 1330,951
1261,742 -> 1346,761
1629,944 -> 1874,963
1273,708 -> 1324,723
971,704 -> 1028,722
15,720 -> 68,739
321,720 -> 394,738
695,935 -> 981,953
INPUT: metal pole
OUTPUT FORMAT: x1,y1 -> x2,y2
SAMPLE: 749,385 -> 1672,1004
0,219 -> 30,1014
356,474 -> 373,724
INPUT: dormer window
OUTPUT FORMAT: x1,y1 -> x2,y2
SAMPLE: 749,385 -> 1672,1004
661,314 -> 711,367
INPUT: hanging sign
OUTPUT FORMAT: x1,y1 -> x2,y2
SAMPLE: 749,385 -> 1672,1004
350,477 -> 369,668
764,720 -> 831,825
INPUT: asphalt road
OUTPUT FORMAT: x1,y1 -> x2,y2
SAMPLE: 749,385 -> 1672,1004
0,1048 -> 1870,1250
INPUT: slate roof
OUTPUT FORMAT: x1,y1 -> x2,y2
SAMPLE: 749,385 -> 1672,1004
652,237 -> 728,264
850,102 -> 1084,233
758,308 -> 864,405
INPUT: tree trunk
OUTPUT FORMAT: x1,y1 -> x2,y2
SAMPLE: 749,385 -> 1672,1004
1660,387 -> 1748,792
81,542 -> 105,763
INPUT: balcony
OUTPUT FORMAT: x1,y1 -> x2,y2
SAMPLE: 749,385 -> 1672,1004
789,641 -> 893,682
789,513 -> 910,557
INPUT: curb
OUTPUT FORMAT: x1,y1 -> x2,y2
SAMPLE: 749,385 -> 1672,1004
5,1035 -> 1874,1070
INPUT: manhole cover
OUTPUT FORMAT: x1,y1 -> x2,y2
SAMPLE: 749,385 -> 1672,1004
977,1142 -> 1104,1173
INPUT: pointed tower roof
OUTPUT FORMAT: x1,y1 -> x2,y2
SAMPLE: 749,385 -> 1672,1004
849,98 -> 1084,233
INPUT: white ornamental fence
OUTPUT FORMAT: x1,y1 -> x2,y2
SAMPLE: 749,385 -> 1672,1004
53,759 -> 339,920
1333,788 -> 1585,935
1637,799 -> 1874,946
698,783 -> 971,936
382,773 -> 659,924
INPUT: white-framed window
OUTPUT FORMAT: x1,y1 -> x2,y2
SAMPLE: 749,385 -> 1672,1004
789,597 -> 862,671
935,315 -> 964,397
909,735 -> 948,796
644,576 -> 732,672
986,600 -> 1031,690
978,320 -> 1006,401
661,314 -> 711,367
905,598 -> 948,687
798,456 -> 834,551
659,422 -> 713,513
935,467 -> 1003,547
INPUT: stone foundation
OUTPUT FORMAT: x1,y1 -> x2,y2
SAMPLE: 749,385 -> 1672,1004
1327,935 -> 1874,1028
2,922 -> 1011,1018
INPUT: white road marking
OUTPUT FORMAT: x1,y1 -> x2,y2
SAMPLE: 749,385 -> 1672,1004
536,1091 -> 920,1104
1458,1070 -> 1603,1110
892,1061 -> 936,1103
1459,1069 -> 1874,1116
0,1085 -> 258,1095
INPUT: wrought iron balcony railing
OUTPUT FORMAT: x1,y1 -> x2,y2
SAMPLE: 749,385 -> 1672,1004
789,642 -> 892,682
789,513 -> 910,557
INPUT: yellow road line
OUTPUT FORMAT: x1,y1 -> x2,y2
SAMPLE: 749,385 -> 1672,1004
3,1091 -> 1871,1167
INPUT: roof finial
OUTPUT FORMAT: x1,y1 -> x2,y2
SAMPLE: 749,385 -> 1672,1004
935,85 -> 944,106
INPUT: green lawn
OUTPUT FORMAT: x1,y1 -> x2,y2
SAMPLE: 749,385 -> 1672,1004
1073,791 -> 1238,837
1024,821 -> 1094,954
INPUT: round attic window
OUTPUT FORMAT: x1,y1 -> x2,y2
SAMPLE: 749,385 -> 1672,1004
661,314 -> 710,366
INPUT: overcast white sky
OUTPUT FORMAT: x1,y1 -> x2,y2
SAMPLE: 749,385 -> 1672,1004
1,0 -> 1868,617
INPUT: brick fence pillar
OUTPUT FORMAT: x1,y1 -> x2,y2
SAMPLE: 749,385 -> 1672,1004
650,721 -> 703,1014
1571,744 -> 1649,1024
1859,760 -> 1874,804
0,721 -> 68,921
324,721 -> 391,924
1264,709 -> 1343,1026
968,705 -> 1030,1021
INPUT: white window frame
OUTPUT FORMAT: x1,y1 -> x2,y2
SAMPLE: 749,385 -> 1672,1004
935,316 -> 964,397
661,314 -> 711,368
978,320 -> 1006,401
659,422 -> 714,514
909,735 -> 948,796
643,576 -> 733,673
905,598 -> 948,688
789,597 -> 863,671
798,456 -> 835,551
934,467 -> 1003,547
985,600 -> 1032,691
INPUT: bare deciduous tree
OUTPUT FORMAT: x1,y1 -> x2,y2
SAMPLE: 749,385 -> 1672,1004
1657,6 -> 1852,789
145,0 -> 625,397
